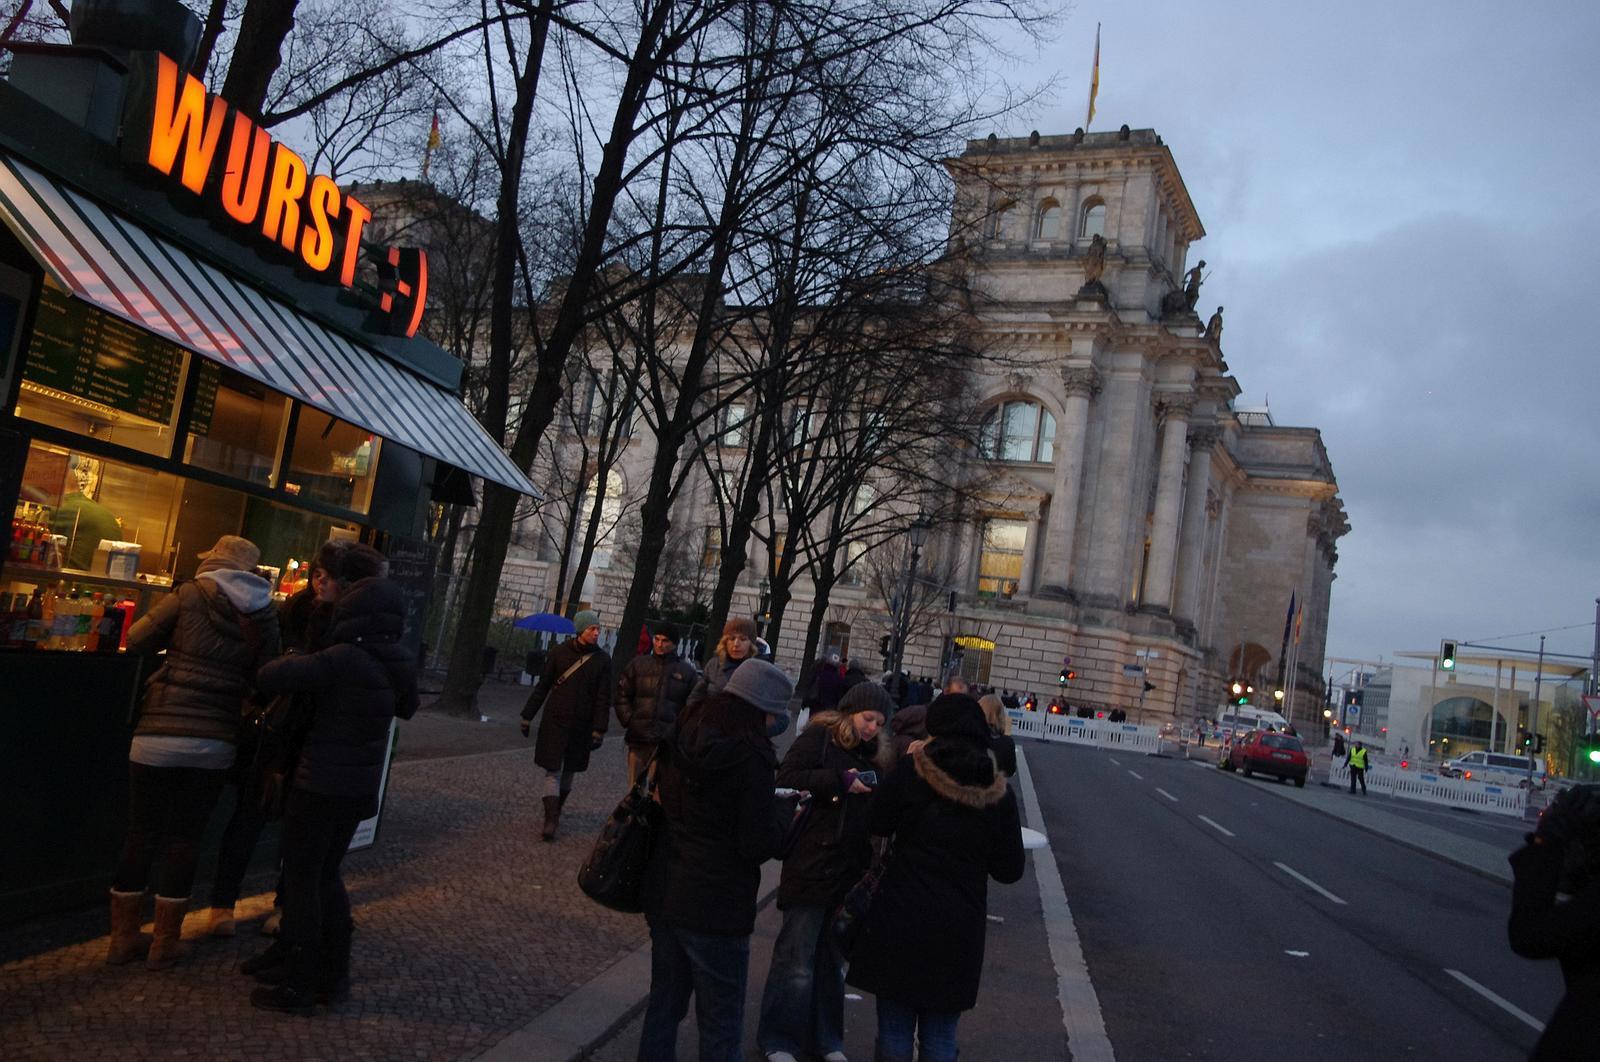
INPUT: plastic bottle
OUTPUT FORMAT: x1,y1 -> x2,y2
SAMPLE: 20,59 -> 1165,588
84,592 -> 106,652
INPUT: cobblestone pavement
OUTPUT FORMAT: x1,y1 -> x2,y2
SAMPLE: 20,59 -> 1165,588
0,681 -> 648,1061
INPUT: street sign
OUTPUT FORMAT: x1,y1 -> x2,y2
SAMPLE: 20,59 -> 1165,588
1122,663 -> 1144,679
1584,694 -> 1600,726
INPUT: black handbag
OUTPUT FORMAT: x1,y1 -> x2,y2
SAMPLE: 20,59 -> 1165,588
830,840 -> 891,958
578,775 -> 662,913
774,789 -> 814,860
245,692 -> 311,820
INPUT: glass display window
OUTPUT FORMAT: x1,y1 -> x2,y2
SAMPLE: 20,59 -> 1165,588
283,408 -> 380,514
14,280 -> 189,459
183,361 -> 290,486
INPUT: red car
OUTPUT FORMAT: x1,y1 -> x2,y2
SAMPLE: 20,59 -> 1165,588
1219,729 -> 1308,787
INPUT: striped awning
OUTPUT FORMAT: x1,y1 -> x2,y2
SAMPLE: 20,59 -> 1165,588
0,152 -> 538,497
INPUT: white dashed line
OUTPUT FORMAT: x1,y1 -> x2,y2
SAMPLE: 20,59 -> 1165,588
1197,815 -> 1235,837
1445,969 -> 1546,1032
1127,770 -> 1144,780
1108,757 -> 1122,767
1274,862 -> 1348,905
1155,788 -> 1178,802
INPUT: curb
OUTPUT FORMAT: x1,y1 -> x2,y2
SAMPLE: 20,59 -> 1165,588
476,862 -> 783,1061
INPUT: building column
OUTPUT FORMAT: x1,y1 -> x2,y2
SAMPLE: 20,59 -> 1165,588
1018,498 -> 1047,593
1036,366 -> 1101,595
1141,395 -> 1194,612
1173,427 -> 1218,623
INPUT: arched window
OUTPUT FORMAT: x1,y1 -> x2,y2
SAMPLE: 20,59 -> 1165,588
582,469 -> 625,568
979,401 -> 1057,462
1080,199 -> 1107,239
1036,200 -> 1062,240
990,200 -> 1014,239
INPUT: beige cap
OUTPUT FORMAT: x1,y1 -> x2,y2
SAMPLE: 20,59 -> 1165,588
197,535 -> 261,571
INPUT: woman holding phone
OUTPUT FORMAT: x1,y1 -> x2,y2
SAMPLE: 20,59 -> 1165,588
757,682 -> 896,1062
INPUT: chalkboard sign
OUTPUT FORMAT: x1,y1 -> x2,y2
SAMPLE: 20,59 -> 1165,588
384,536 -> 438,660
24,284 -> 184,424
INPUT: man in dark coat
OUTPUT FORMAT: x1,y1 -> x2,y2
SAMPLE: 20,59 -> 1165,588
521,610 -> 612,841
638,659 -> 792,1061
246,544 -> 418,1013
846,693 -> 1025,1062
615,620 -> 698,785
1508,785 -> 1600,1061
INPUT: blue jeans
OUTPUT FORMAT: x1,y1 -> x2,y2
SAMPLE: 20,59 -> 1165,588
876,996 -> 960,1062
757,904 -> 845,1057
638,919 -> 750,1062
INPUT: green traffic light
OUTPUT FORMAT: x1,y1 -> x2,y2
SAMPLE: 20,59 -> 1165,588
1589,748 -> 1600,765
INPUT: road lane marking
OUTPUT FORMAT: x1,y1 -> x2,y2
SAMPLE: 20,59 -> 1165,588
1197,815 -> 1235,837
1108,757 -> 1122,767
1127,770 -> 1144,780
1155,788 -> 1178,802
1273,862 -> 1348,905
1445,969 -> 1546,1032
1015,747 -> 1116,1061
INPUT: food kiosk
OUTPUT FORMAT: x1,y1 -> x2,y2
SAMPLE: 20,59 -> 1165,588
0,6 -> 538,922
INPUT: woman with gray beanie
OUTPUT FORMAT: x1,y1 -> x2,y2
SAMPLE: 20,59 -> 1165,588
758,681 -> 897,1062
638,658 -> 792,1061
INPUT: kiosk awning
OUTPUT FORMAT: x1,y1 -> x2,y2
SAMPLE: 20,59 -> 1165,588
0,153 -> 538,498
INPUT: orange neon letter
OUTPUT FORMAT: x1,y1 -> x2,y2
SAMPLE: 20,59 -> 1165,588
261,143 -> 309,253
300,174 -> 342,273
337,196 -> 373,287
145,53 -> 228,194
404,250 -> 428,337
219,113 -> 271,226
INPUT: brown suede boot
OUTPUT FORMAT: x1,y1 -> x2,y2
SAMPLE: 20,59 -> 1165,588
146,896 -> 192,970
206,906 -> 237,938
106,889 -> 149,966
541,795 -> 561,842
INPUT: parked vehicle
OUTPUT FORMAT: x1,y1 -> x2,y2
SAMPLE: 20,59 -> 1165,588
1440,750 -> 1538,787
1219,728 -> 1308,787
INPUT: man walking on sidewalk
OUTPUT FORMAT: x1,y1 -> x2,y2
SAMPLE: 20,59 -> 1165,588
1346,741 -> 1369,796
615,621 -> 697,786
521,611 -> 612,841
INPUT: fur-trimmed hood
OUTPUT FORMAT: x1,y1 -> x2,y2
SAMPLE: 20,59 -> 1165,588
912,738 -> 1008,809
805,710 -> 896,773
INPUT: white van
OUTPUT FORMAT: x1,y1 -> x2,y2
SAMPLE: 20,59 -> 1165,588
1216,707 -> 1292,737
1442,751 -> 1537,786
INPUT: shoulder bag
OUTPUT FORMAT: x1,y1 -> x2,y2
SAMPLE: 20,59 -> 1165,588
830,838 -> 892,958
577,753 -> 662,913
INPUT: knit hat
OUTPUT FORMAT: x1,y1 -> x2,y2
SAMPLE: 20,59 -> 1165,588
838,681 -> 896,719
197,535 -> 260,571
926,693 -> 992,747
654,620 -> 680,644
723,616 -> 758,641
573,610 -> 601,636
723,658 -> 795,718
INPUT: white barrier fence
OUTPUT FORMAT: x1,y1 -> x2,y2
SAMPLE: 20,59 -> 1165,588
1006,710 -> 1166,756
1326,762 -> 1528,818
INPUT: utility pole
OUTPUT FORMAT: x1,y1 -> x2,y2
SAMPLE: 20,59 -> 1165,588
1530,635 -> 1545,787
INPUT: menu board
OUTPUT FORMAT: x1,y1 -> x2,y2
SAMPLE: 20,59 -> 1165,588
23,284 -> 184,424
188,360 -> 221,437
385,536 -> 438,660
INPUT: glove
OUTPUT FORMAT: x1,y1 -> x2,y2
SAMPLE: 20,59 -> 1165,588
590,731 -> 605,751
519,718 -> 531,738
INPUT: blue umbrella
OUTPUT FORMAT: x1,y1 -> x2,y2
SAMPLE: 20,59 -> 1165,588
513,612 -> 575,634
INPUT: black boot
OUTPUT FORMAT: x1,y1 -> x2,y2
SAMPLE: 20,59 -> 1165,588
250,944 -> 318,1015
240,938 -> 289,977
316,919 -> 354,1005
541,795 -> 561,842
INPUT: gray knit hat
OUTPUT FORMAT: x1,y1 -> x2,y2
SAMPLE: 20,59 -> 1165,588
723,658 -> 795,718
573,610 -> 600,636
838,681 -> 896,719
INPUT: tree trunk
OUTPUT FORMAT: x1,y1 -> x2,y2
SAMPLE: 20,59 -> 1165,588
219,0 -> 300,119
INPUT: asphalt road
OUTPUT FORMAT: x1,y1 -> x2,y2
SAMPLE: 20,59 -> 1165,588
1028,742 -> 1563,1061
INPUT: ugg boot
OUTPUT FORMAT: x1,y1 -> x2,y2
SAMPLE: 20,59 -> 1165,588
315,918 -> 354,1004
206,905 -> 237,937
541,794 -> 561,842
241,938 -> 289,978
106,889 -> 149,966
145,896 -> 192,970
250,944 -> 318,1015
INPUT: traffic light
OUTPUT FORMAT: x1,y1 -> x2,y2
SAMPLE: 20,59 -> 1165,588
1535,733 -> 1546,754
1440,640 -> 1456,671
1586,733 -> 1600,764
878,634 -> 891,665
1143,681 -> 1156,693
1059,668 -> 1076,685
1519,729 -> 1533,751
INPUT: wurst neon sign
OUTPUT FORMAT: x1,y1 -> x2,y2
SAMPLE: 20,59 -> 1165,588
128,53 -> 426,338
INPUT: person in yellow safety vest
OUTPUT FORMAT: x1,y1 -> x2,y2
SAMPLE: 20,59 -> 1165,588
1346,741 -> 1369,795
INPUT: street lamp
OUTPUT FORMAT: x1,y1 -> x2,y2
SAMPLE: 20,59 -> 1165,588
889,515 -> 932,693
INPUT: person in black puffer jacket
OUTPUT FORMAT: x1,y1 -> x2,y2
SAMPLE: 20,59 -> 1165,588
757,682 -> 896,1062
245,544 -> 418,1014
846,693 -> 1025,1062
638,659 -> 792,1062
615,620 -> 698,786
111,535 -> 280,971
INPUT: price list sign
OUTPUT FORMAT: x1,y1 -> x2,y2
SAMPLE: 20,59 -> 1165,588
24,285 -> 185,424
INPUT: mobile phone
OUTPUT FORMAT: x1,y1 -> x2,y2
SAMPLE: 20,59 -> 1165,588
855,770 -> 878,787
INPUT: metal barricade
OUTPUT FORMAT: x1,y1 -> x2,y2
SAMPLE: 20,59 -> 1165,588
1327,762 -> 1527,818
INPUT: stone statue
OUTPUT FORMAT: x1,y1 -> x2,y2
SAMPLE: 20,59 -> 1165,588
1205,305 -> 1224,343
1182,260 -> 1206,311
1077,233 -> 1108,296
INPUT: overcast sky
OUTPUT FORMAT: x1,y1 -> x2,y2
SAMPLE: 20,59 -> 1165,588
995,0 -> 1600,677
